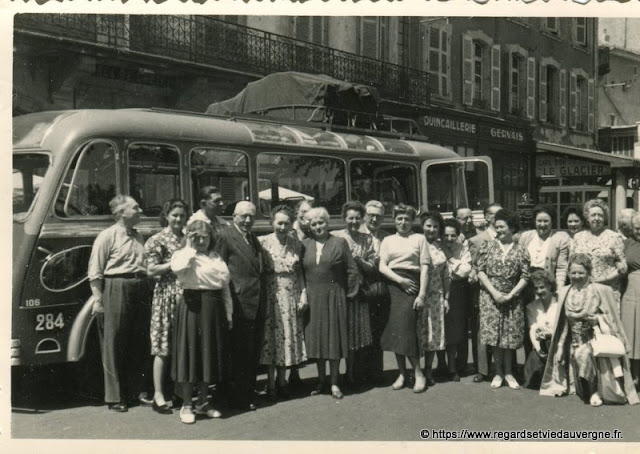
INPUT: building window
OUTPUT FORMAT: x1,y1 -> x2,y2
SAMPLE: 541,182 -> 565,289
545,18 -> 559,34
510,53 -> 527,115
574,18 -> 587,46
358,17 -> 388,61
540,62 -> 560,125
294,16 -> 328,46
473,42 -> 484,106
425,24 -> 451,98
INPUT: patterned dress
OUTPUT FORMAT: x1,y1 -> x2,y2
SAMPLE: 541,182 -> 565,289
418,241 -> 450,352
258,233 -> 307,367
477,239 -> 529,349
332,230 -> 374,351
565,285 -> 600,395
144,228 -> 183,357
572,229 -> 627,303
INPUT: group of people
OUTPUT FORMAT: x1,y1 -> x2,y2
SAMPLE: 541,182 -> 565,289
88,187 -> 640,426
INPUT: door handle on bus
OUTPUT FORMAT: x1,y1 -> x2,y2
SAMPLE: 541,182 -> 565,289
37,246 -> 53,260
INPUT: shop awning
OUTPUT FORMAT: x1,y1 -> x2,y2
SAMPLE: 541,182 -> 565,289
536,141 -> 639,168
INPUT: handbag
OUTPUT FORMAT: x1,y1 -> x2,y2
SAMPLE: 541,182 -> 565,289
590,325 -> 625,358
359,280 -> 387,299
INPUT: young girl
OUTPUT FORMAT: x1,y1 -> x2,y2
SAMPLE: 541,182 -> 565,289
170,220 -> 233,424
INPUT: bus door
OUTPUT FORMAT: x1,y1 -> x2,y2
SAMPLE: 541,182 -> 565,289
421,157 -> 493,220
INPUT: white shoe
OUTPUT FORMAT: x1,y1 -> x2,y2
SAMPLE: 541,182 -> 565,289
504,375 -> 520,390
180,406 -> 196,424
491,375 -> 504,389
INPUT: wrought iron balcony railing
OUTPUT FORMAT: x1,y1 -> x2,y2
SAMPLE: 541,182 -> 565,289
15,14 -> 430,106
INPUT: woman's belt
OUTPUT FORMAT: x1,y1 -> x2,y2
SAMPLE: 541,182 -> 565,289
104,272 -> 147,279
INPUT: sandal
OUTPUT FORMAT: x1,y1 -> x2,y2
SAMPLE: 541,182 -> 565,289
491,375 -> 504,389
391,375 -> 405,390
180,406 -> 196,424
504,375 -> 520,390
195,403 -> 222,418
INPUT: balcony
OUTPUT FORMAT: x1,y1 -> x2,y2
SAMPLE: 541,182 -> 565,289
15,14 -> 430,106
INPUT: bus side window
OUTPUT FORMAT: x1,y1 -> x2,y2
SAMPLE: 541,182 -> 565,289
55,141 -> 117,217
190,148 -> 250,215
350,160 -> 418,215
257,154 -> 346,216
128,143 -> 181,217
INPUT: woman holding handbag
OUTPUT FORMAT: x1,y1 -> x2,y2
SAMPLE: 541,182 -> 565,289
540,253 -> 639,406
332,201 -> 376,386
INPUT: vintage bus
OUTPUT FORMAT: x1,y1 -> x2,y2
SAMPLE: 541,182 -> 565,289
12,108 -> 493,369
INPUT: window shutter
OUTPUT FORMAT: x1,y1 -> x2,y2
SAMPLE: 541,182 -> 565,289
322,17 -> 329,46
588,78 -> 595,132
444,26 -> 451,98
526,57 -> 535,119
490,44 -> 501,112
559,69 -> 567,127
462,35 -> 473,106
569,71 -> 577,129
380,17 -> 388,61
295,17 -> 310,41
311,16 -> 323,45
361,17 -> 378,59
539,62 -> 547,123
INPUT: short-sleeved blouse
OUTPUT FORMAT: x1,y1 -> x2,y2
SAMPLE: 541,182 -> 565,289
379,233 -> 431,272
572,229 -> 627,283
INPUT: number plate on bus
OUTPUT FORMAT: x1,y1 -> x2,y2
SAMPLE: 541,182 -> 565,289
35,312 -> 65,331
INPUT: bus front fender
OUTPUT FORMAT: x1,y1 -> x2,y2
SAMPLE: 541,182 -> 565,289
66,297 -> 97,362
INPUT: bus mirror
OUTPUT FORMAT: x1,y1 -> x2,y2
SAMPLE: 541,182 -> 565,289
40,245 -> 92,292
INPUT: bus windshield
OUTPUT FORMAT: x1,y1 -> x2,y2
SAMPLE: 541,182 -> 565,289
13,153 -> 51,221
426,159 -> 491,213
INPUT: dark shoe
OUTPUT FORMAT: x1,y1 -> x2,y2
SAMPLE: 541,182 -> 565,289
473,374 -> 486,383
277,384 -> 291,400
152,400 -> 173,415
266,387 -> 278,402
248,403 -> 257,411
288,373 -> 303,388
450,373 -> 461,382
425,377 -> 436,387
108,403 -> 128,413
310,383 -> 327,396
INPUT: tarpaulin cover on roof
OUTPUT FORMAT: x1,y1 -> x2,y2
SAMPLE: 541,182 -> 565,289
205,72 -> 380,117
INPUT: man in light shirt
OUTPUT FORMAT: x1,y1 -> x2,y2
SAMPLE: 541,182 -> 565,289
454,206 -> 477,243
187,186 -> 230,235
468,202 -> 502,383
88,195 -> 151,412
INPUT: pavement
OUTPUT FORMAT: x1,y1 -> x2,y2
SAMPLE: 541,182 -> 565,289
9,350 -> 640,443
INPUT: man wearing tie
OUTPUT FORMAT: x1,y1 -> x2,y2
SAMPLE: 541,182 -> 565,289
214,201 -> 263,411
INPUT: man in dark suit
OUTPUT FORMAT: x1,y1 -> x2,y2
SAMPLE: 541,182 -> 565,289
214,201 -> 263,411
468,203 -> 502,383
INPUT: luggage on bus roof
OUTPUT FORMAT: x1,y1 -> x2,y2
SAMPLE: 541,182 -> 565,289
204,72 -> 380,120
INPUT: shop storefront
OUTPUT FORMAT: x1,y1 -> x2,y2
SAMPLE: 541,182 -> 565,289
536,141 -> 638,229
419,107 -> 535,212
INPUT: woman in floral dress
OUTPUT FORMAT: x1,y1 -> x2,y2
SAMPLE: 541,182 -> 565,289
477,209 -> 529,390
419,211 -> 450,386
258,205 -> 307,400
144,199 -> 189,414
571,199 -> 627,307
333,201 -> 376,385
